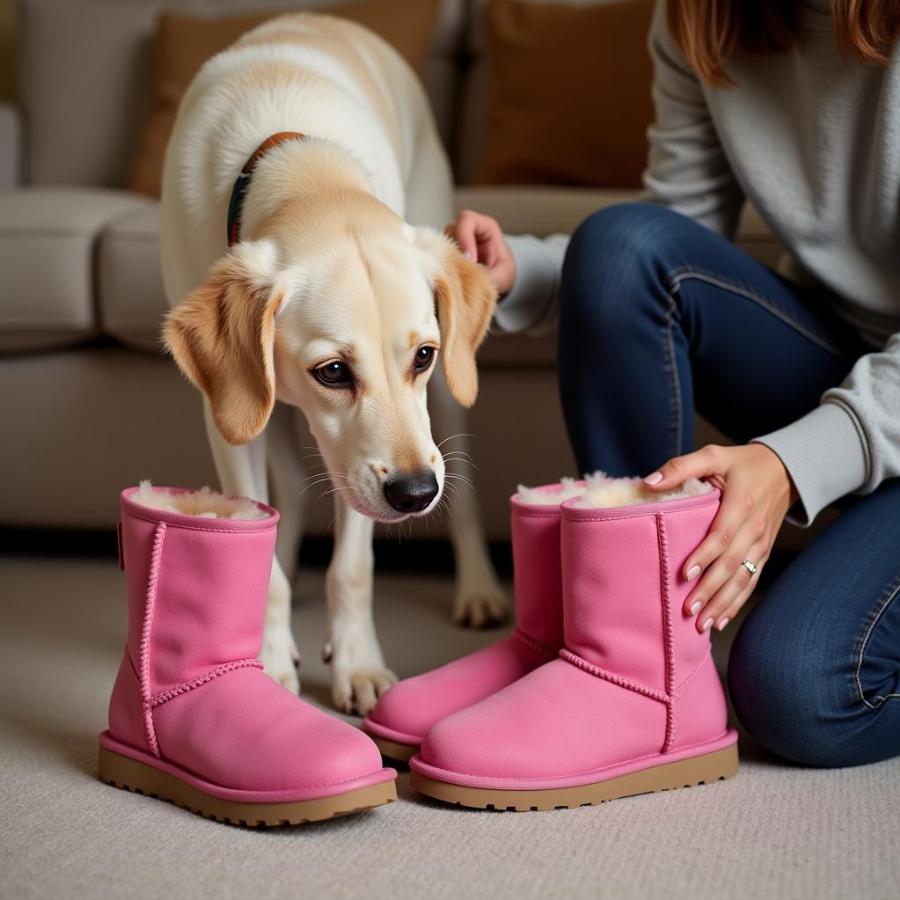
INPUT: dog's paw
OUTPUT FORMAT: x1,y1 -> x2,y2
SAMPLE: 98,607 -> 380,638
453,585 -> 510,629
260,624 -> 301,695
332,667 -> 397,717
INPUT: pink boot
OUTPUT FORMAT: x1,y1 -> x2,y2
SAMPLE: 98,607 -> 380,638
362,481 -> 582,761
410,485 -> 738,810
98,485 -> 396,826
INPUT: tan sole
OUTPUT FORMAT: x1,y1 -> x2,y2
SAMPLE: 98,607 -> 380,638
369,734 -> 418,764
98,745 -> 396,827
410,744 -> 738,811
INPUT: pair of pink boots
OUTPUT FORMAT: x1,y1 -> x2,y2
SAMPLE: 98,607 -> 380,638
364,479 -> 738,810
100,479 -> 737,825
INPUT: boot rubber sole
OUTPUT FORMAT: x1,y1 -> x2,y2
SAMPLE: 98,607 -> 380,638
98,745 -> 397,827
369,734 -> 419,764
410,744 -> 738,812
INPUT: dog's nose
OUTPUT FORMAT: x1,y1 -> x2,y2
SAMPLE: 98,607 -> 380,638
383,470 -> 439,514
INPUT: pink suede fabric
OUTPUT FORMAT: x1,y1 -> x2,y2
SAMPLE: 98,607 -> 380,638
118,488 -> 278,696
103,486 -> 394,802
414,660 -> 668,784
363,634 -> 554,746
562,493 -> 720,694
363,484 -> 571,749
410,488 -> 737,791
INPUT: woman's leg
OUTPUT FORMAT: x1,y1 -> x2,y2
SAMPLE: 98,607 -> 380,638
728,480 -> 900,767
556,202 -> 899,766
556,203 -> 860,475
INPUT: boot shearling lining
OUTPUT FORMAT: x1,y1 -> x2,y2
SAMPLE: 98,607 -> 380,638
575,473 -> 711,508
515,477 -> 587,506
132,481 -> 269,520
517,473 -> 711,509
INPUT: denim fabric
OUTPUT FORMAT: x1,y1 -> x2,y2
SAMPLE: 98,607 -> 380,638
729,478 -> 900,767
557,202 -> 899,766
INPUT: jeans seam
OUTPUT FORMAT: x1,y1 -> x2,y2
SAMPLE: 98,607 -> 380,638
665,267 -> 845,357
663,295 -> 684,458
854,574 -> 900,709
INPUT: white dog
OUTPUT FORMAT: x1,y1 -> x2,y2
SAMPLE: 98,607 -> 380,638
159,13 -> 507,715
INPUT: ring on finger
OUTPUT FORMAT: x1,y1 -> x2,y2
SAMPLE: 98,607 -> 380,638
740,559 -> 758,577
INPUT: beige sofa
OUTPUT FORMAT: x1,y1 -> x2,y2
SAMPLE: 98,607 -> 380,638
0,0 -> 780,537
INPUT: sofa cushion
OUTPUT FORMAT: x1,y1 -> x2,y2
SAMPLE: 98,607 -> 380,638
455,184 -> 640,237
98,190 -> 575,359
98,205 -> 166,352
0,103 -> 22,189
129,0 -> 444,197
0,188 -> 153,353
459,185 -> 783,367
457,184 -> 781,258
18,0 -> 465,190
96,185 -> 781,361
99,186 -> 614,357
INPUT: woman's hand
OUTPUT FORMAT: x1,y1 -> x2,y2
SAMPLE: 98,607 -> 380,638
643,443 -> 797,633
446,209 -> 517,295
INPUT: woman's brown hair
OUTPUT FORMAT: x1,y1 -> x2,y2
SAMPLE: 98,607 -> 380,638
667,0 -> 900,86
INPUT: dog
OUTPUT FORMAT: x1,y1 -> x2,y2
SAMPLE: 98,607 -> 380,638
159,13 -> 507,715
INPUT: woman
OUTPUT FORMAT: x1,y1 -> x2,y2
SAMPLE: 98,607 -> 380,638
449,0 -> 900,768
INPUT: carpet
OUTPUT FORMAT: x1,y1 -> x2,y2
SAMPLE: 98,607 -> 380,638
1,555 -> 897,900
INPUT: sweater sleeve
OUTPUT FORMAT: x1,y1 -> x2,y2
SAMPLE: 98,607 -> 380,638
494,233 -> 569,336
643,0 -> 745,237
754,332 -> 900,525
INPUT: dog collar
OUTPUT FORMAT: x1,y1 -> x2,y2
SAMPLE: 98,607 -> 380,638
226,131 -> 306,247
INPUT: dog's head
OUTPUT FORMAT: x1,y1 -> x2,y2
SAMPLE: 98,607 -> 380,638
164,205 -> 496,522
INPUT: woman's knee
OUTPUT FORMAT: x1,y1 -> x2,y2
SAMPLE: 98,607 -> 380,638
562,203 -> 668,283
728,622 -> 825,765
559,203 -> 676,337
728,611 -> 872,768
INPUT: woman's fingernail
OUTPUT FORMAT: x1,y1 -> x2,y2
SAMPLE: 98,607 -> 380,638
644,471 -> 663,486
701,617 -> 714,632
689,600 -> 702,616
716,617 -> 730,631
464,250 -> 476,261
686,565 -> 701,582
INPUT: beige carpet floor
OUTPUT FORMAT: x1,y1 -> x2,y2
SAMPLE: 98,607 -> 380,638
1,554 -> 898,900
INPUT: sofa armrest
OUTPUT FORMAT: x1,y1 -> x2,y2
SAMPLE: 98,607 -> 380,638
0,103 -> 24,188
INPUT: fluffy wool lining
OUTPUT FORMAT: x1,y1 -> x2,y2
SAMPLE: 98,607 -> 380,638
516,472 -> 712,509
132,481 -> 269,520
515,476 -> 587,506
574,473 -> 712,509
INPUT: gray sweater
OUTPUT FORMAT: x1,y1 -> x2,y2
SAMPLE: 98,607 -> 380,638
497,0 -> 900,525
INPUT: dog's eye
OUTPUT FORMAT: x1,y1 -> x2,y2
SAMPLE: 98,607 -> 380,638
413,345 -> 436,374
313,360 -> 352,388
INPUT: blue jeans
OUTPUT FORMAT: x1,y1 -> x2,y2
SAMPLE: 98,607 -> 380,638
557,203 -> 900,767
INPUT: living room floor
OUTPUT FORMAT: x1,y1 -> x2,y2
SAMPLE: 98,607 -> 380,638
2,551 -> 898,900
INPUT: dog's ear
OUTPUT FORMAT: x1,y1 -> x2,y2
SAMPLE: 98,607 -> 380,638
163,241 -> 283,445
415,230 -> 497,407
